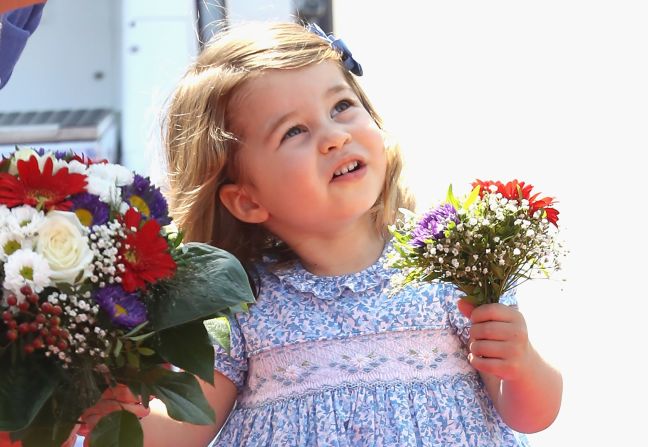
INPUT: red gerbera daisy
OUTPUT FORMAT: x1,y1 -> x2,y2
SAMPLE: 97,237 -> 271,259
0,156 -> 87,210
472,179 -> 559,226
118,208 -> 176,292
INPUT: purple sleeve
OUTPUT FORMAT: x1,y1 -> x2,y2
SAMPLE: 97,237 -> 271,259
213,314 -> 248,391
0,4 -> 45,89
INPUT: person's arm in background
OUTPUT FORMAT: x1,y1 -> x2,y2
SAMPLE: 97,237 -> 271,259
0,0 -> 47,89
0,0 -> 46,14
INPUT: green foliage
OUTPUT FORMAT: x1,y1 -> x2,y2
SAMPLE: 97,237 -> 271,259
155,321 -> 215,384
90,411 -> 143,447
140,369 -> 215,425
0,356 -> 60,432
148,243 -> 255,331
204,316 -> 231,353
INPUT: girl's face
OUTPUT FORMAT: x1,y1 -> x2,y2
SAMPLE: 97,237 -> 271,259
228,61 -> 387,238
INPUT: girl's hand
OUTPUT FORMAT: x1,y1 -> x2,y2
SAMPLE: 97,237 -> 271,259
457,298 -> 532,381
77,384 -> 150,444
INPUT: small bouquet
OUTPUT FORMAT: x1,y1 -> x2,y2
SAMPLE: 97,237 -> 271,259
388,179 -> 564,306
0,148 -> 255,446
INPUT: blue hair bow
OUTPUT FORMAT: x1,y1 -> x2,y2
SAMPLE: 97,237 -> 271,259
306,23 -> 363,76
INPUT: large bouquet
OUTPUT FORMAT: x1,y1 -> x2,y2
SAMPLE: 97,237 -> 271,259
388,179 -> 564,306
0,148 -> 255,446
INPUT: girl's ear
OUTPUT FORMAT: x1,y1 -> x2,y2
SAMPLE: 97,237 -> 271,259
219,184 -> 269,224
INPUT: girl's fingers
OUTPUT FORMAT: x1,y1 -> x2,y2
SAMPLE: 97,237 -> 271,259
469,303 -> 521,324
469,340 -> 510,359
457,298 -> 475,318
469,321 -> 521,342
468,354 -> 527,381
102,384 -> 140,404
77,396 -> 150,437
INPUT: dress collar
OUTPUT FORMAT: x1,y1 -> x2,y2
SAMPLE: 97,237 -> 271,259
268,241 -> 394,301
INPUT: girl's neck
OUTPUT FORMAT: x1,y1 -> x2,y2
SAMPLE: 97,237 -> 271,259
287,221 -> 386,276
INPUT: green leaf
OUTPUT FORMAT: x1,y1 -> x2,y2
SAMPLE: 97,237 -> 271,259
445,184 -> 460,210
126,351 -> 140,369
144,370 -> 215,425
14,414 -> 77,447
156,321 -> 215,384
463,185 -> 481,210
89,410 -> 143,447
204,317 -> 231,352
113,339 -> 123,358
0,358 -> 60,431
137,347 -> 156,356
148,243 -> 255,331
124,321 -> 150,337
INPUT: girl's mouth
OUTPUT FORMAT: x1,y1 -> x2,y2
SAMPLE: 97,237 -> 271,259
332,160 -> 363,179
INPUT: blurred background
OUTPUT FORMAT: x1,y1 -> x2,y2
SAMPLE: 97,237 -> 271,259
1,1 -> 647,445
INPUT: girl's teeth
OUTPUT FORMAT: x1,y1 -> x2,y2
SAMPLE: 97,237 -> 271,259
334,161 -> 359,177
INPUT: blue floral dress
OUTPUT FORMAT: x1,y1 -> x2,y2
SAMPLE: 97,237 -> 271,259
211,244 -> 529,447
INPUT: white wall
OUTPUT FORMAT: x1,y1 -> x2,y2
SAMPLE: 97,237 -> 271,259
120,0 -> 198,175
227,0 -> 293,22
335,1 -> 648,446
0,0 -> 118,112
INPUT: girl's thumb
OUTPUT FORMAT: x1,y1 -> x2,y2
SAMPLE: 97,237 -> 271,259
457,298 -> 475,319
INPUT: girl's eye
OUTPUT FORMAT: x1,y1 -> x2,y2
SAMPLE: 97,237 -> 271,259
332,99 -> 353,116
281,126 -> 304,142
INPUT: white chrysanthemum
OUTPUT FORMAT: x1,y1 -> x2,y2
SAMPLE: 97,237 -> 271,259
3,249 -> 53,296
0,205 -> 11,228
85,163 -> 133,205
86,176 -> 120,204
66,159 -> 90,175
10,205 -> 45,236
0,231 -> 35,261
88,163 -> 134,187
119,202 -> 131,215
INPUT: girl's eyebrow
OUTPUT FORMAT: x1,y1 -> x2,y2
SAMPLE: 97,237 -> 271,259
266,111 -> 298,142
325,84 -> 352,97
265,84 -> 353,140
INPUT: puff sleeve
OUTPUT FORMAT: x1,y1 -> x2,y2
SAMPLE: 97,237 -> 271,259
213,314 -> 248,391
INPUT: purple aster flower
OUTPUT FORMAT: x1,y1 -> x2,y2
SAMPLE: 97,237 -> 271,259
121,174 -> 170,225
70,192 -> 110,226
93,285 -> 148,329
410,203 -> 459,247
54,150 -> 71,160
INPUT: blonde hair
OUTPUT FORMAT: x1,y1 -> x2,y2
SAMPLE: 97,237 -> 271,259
164,21 -> 414,269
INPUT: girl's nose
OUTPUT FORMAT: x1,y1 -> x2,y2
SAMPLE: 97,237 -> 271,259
318,124 -> 351,154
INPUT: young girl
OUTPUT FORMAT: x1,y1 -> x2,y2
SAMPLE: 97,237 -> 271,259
80,21 -> 562,447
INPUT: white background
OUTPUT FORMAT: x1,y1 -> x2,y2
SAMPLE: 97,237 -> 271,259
335,1 -> 648,445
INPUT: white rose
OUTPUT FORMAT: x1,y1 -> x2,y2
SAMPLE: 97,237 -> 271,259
36,211 -> 94,284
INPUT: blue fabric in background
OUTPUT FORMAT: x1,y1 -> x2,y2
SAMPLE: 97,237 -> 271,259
0,4 -> 45,89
